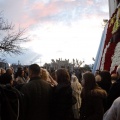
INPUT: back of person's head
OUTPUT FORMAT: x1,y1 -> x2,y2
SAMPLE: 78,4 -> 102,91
40,68 -> 48,81
0,73 -> 12,85
116,65 -> 120,76
82,72 -> 96,90
29,64 -> 40,77
100,70 -> 111,83
56,68 -> 70,84
6,68 -> 13,75
17,67 -> 23,71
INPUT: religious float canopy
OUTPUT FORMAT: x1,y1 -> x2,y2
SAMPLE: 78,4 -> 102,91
93,3 -> 120,74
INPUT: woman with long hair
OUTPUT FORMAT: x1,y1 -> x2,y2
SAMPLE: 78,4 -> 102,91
40,68 -> 57,87
15,68 -> 26,84
51,68 -> 75,120
80,72 -> 107,120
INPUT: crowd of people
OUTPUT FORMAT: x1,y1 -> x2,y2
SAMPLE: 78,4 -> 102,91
0,64 -> 120,120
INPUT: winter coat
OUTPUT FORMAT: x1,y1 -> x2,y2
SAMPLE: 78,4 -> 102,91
71,75 -> 82,110
80,86 -> 107,120
20,77 -> 52,120
71,75 -> 82,119
51,83 -> 74,120
107,78 -> 120,110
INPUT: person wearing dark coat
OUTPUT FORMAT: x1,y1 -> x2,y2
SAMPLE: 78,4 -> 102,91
97,70 -> 112,94
51,68 -> 74,120
20,64 -> 52,120
106,65 -> 120,110
96,70 -> 112,112
80,72 -> 107,120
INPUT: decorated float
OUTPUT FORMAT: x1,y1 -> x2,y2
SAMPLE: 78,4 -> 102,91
93,2 -> 120,74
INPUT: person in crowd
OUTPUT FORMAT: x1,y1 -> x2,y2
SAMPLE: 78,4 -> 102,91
75,69 -> 82,83
106,65 -> 120,110
40,68 -> 57,87
10,67 -> 15,80
1,68 -> 6,75
20,64 -> 53,120
80,72 -> 107,120
14,67 -> 23,79
15,69 -> 26,84
51,68 -> 75,120
6,68 -> 13,76
6,68 -> 15,79
50,70 -> 56,82
97,70 -> 112,112
95,69 -> 101,82
97,70 -> 112,94
6,67 -> 15,82
23,66 -> 30,82
0,72 -> 13,85
0,68 -> 1,76
71,74 -> 82,120
103,97 -> 120,120
111,73 -> 118,84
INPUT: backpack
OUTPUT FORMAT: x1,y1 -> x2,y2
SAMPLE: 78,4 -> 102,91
0,84 -> 24,120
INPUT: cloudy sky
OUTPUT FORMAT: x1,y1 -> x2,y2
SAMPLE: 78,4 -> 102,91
0,0 -> 109,66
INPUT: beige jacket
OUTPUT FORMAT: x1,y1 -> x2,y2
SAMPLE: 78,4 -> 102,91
71,75 -> 82,109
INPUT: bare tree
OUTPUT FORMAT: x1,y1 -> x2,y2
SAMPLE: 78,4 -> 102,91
72,58 -> 84,67
0,13 -> 29,55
